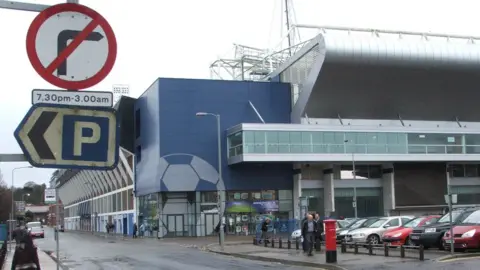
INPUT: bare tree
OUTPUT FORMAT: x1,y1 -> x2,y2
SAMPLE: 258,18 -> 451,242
0,168 -> 12,221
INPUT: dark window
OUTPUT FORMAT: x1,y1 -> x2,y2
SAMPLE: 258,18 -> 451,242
135,109 -> 141,139
450,164 -> 465,177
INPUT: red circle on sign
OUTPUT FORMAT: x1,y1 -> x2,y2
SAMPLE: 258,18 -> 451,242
26,3 -> 117,90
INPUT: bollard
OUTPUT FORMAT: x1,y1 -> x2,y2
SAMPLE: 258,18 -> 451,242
384,243 -> 389,257
341,241 -> 346,253
264,239 -> 268,247
271,238 -> 275,248
253,237 -> 257,245
419,245 -> 424,261
400,245 -> 405,258
354,242 -> 359,254
295,239 -> 299,250
368,243 -> 373,255
287,240 -> 291,249
324,219 -> 337,263
279,238 -> 283,249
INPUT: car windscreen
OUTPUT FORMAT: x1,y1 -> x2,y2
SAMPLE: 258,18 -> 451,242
403,217 -> 424,228
338,220 -> 350,228
461,210 -> 480,225
361,218 -> 379,228
437,211 -> 463,223
368,219 -> 388,228
31,227 -> 42,232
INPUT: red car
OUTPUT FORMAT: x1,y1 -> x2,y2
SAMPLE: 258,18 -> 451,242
443,209 -> 480,250
382,215 -> 441,246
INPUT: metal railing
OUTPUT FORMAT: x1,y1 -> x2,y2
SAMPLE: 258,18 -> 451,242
229,143 -> 480,157
251,237 -> 427,261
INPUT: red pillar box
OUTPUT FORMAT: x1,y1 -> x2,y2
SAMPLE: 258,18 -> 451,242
324,219 -> 337,263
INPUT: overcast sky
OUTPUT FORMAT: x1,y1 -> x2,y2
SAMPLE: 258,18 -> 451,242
0,0 -> 476,187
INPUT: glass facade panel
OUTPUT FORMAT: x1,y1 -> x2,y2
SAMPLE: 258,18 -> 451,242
228,130 -> 480,157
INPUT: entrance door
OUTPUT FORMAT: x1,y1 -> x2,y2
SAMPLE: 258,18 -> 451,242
204,213 -> 219,236
167,215 -> 184,237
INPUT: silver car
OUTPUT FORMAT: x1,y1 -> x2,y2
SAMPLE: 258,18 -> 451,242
345,216 -> 414,244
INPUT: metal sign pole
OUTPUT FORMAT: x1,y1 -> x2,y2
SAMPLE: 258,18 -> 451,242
55,188 -> 60,270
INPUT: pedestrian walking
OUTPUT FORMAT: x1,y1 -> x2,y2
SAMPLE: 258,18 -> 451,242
301,214 -> 317,256
133,223 -> 138,238
139,223 -> 145,238
11,231 -> 40,270
259,218 -> 270,244
300,213 -> 309,252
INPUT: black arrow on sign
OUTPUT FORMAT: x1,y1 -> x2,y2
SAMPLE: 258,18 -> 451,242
28,111 -> 58,160
57,30 -> 104,76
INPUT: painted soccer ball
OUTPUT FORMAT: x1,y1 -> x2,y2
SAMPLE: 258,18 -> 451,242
158,153 -> 224,192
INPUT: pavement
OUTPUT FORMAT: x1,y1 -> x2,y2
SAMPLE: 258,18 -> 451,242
47,229 -> 480,269
33,228 -> 319,269
4,243 -> 57,270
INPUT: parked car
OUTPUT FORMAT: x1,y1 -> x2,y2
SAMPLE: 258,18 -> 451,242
291,219 -> 347,241
442,209 -> 480,251
345,216 -> 414,244
382,215 -> 441,246
29,226 -> 45,238
336,217 -> 380,242
410,207 -> 478,249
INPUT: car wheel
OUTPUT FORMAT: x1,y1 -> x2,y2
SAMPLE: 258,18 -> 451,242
367,235 -> 380,245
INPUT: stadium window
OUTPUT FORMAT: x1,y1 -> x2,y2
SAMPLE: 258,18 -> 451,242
450,164 -> 465,178
465,164 -> 479,177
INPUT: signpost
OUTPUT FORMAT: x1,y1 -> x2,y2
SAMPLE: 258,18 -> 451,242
32,89 -> 113,107
14,103 -> 119,170
25,3 -> 117,90
44,189 -> 57,204
5,2 -> 118,269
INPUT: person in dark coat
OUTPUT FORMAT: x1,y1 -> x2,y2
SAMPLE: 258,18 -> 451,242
133,223 -> 138,238
300,213 -> 309,252
11,230 -> 40,270
301,214 -> 317,256
314,213 -> 324,244
259,218 -> 270,244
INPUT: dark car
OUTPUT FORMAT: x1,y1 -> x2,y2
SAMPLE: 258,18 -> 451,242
410,208 -> 478,249
336,217 -> 380,242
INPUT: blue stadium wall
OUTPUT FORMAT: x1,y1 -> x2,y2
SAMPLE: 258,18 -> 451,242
135,78 -> 292,196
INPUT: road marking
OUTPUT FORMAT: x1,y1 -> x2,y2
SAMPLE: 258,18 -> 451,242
440,256 -> 480,262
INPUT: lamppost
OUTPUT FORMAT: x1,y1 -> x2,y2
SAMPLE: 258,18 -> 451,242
195,112 -> 225,251
344,140 -> 358,218
10,165 -> 33,251
22,193 -> 30,202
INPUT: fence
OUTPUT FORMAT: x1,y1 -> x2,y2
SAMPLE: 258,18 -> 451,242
340,242 -> 426,261
251,237 -> 426,261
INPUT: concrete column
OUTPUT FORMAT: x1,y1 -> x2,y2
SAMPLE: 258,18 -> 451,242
157,193 -> 165,238
382,164 -> 395,216
293,172 -> 302,220
323,167 -> 335,216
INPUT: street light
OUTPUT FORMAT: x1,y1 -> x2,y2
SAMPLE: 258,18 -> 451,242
344,140 -> 358,218
10,165 -> 33,251
196,112 -> 225,251
22,193 -> 30,202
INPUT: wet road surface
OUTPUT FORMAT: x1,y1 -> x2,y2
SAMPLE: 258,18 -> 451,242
34,228 -> 317,270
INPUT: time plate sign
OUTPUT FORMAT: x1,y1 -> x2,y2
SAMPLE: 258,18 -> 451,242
32,89 -> 113,107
